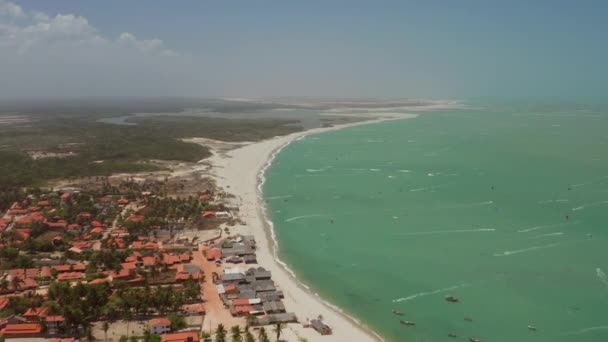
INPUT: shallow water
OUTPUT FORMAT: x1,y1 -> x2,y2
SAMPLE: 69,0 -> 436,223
264,101 -> 608,341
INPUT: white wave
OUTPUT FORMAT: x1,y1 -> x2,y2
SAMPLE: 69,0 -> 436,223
400,228 -> 495,236
538,199 -> 569,204
597,268 -> 608,289
572,175 -> 608,188
398,169 -> 412,173
392,283 -> 469,303
266,195 -> 293,200
564,325 -> 608,335
388,175 -> 395,179
369,168 -> 381,171
409,183 -> 447,192
571,201 -> 608,211
530,232 -> 564,239
517,221 -> 573,233
306,168 -> 325,172
285,214 -> 328,222
448,201 -> 494,208
493,242 -> 563,257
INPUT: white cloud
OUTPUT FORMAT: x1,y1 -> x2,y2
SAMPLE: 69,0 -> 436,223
0,0 -> 175,56
0,0 -> 25,19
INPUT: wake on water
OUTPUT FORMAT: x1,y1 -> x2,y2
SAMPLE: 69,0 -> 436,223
493,242 -> 564,257
596,268 -> 608,289
392,283 -> 469,303
399,228 -> 495,236
284,214 -> 328,222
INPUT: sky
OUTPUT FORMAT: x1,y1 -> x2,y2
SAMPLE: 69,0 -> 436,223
1,0 -> 607,99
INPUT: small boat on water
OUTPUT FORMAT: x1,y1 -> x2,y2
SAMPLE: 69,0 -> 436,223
446,296 -> 459,303
392,310 -> 404,316
469,338 -> 481,342
448,333 -> 458,338
528,325 -> 537,331
464,317 -> 473,322
400,320 -> 416,326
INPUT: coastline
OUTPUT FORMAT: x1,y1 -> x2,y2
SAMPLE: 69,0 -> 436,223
205,113 -> 418,341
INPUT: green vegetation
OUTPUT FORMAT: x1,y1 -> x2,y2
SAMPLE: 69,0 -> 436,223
0,109 -> 301,211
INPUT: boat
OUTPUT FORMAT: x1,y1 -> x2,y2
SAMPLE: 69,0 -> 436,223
448,333 -> 458,338
400,320 -> 416,326
392,310 -> 404,316
528,325 -> 537,331
464,317 -> 473,322
446,296 -> 459,303
469,339 -> 481,342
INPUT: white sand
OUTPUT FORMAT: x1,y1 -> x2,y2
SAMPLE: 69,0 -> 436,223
203,113 -> 418,341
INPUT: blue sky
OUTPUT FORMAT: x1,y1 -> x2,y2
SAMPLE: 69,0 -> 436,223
1,0 -> 607,98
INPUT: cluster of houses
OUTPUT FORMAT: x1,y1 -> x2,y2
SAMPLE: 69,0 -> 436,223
204,235 -> 297,327
0,190 -> 212,340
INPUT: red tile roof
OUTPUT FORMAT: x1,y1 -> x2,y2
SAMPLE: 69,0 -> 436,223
202,211 -> 216,217
57,272 -> 85,281
46,315 -> 65,322
149,318 -> 171,327
0,297 -> 9,311
23,307 -> 48,318
182,303 -> 205,314
15,228 -> 31,240
127,214 -> 145,222
52,264 -> 86,272
91,227 -> 104,234
206,248 -> 222,261
161,332 -> 200,342
1,323 -> 42,335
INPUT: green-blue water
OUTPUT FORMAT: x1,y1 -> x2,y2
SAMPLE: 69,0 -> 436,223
263,101 -> 608,342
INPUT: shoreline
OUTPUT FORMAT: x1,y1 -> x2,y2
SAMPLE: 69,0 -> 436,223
207,114 -> 418,341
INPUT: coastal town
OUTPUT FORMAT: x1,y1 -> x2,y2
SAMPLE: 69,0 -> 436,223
0,179 -> 333,341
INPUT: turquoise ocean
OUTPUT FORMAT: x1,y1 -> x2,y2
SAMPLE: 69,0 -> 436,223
263,100 -> 608,342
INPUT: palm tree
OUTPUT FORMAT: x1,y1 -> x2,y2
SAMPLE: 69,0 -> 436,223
215,324 -> 227,342
244,326 -> 256,342
0,279 -> 9,293
10,276 -> 24,291
102,321 -> 110,342
274,323 -> 286,342
257,327 -> 269,342
230,325 -> 242,342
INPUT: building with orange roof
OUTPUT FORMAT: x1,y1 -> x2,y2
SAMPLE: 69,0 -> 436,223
149,317 -> 171,335
23,307 -> 48,320
91,220 -> 104,227
0,297 -> 9,310
91,227 -> 104,234
52,264 -> 86,273
14,228 -> 31,240
202,211 -> 216,218
45,220 -> 67,229
37,200 -> 50,206
161,332 -> 200,342
205,248 -> 222,261
127,214 -> 145,222
57,272 -> 85,281
1,323 -> 42,336
67,223 -> 81,230
181,303 -> 205,315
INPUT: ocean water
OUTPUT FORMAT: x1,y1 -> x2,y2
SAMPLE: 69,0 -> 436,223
263,100 -> 608,342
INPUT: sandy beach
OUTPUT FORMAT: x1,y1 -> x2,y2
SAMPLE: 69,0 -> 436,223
201,113 -> 418,341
